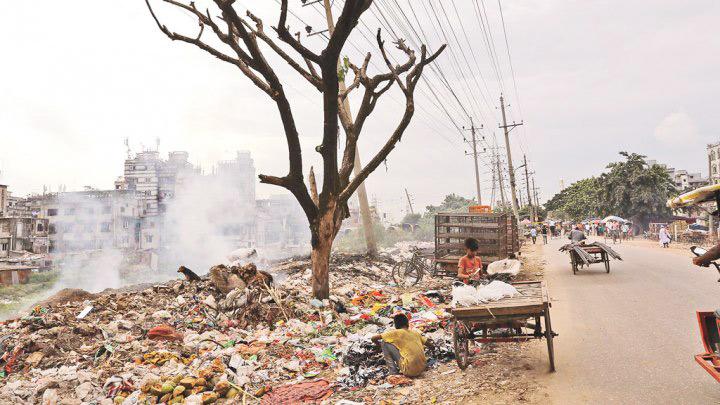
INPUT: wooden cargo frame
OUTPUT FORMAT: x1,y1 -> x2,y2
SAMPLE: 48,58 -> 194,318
434,212 -> 519,277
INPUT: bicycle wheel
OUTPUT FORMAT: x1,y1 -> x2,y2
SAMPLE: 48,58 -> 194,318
392,261 -> 421,287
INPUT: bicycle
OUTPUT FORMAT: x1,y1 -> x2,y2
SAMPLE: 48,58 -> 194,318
392,247 -> 433,287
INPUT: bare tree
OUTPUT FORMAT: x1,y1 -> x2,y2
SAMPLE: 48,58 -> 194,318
145,0 -> 445,298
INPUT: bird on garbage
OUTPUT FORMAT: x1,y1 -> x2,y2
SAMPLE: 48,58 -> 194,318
177,266 -> 202,281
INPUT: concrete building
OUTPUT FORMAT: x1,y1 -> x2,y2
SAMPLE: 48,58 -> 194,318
671,169 -> 706,190
256,195 -> 308,248
0,217 -> 49,258
38,190 -> 142,253
0,185 -> 8,217
647,159 -> 707,190
213,151 -> 257,247
708,143 -> 720,184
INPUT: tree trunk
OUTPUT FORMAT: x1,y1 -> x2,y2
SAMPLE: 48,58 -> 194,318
310,206 -> 340,299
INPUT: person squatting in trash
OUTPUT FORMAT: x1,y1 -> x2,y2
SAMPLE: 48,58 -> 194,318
371,313 -> 431,377
457,237 -> 483,284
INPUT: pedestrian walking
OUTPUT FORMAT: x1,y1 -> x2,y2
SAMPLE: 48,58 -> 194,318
541,225 -> 548,244
659,226 -> 671,248
530,227 -> 538,244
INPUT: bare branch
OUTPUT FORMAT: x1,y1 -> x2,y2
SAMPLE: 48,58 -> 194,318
276,0 -> 322,64
339,43 -> 446,202
145,0 -> 275,97
377,29 -> 413,94
242,12 -> 322,91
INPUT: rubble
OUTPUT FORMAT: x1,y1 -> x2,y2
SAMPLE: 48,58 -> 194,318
0,242 -> 545,404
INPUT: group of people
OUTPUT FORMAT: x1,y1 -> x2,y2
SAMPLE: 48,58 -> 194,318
529,224 -> 549,245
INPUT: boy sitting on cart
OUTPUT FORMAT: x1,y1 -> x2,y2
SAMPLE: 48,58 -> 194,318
458,237 -> 483,284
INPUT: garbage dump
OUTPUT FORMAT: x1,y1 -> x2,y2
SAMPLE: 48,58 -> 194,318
0,244 -> 469,404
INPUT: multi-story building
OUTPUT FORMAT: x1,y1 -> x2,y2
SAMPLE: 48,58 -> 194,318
36,190 -> 142,253
256,195 -> 309,248
647,159 -> 707,190
0,185 -> 8,217
671,170 -> 707,191
708,143 -> 720,184
0,217 -> 49,258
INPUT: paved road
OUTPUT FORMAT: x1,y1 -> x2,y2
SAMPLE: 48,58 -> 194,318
537,237 -> 720,404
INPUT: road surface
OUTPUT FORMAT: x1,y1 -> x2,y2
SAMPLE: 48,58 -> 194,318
536,237 -> 720,404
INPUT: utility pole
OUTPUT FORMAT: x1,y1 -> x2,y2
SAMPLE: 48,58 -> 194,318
404,188 -> 415,215
523,155 -> 533,222
320,0 -> 376,253
532,176 -> 540,221
464,118 -> 483,205
499,95 -> 523,227
496,149 -> 507,208
490,156 -> 497,208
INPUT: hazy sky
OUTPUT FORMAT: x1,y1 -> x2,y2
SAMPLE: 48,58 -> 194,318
1,1 -> 719,221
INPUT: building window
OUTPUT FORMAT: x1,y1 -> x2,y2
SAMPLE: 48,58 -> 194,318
1,243 -> 7,251
47,208 -> 58,216
101,222 -> 111,232
37,223 -> 44,232
145,235 -> 153,243
123,219 -> 129,229
120,207 -> 125,213
49,224 -> 56,234
64,208 -> 75,215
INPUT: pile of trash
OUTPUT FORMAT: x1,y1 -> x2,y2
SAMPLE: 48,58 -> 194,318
0,248 -> 460,404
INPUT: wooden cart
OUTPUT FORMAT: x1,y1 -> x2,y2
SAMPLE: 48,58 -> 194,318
569,245 -> 610,274
560,242 -> 622,275
449,281 -> 556,371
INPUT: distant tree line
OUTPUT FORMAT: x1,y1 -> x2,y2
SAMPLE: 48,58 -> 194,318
545,152 -> 675,227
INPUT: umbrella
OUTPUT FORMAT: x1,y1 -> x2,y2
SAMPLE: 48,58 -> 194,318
602,215 -> 627,223
667,183 -> 720,209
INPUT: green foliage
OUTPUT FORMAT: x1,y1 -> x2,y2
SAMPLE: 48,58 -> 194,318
338,56 -> 350,81
334,222 -> 420,253
597,152 -> 675,224
401,213 -> 421,224
424,193 -> 477,216
545,177 -> 601,221
545,152 -> 675,226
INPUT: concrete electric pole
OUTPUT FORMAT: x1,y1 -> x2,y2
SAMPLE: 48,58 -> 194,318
320,0 -> 377,254
499,95 -> 523,227
464,118 -> 483,205
496,149 -> 507,208
523,154 -> 533,222
532,176 -> 540,221
404,188 -> 415,215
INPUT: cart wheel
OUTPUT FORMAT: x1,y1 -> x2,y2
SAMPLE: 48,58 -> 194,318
570,254 -> 577,275
544,310 -> 556,372
602,252 -> 610,273
453,321 -> 470,370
